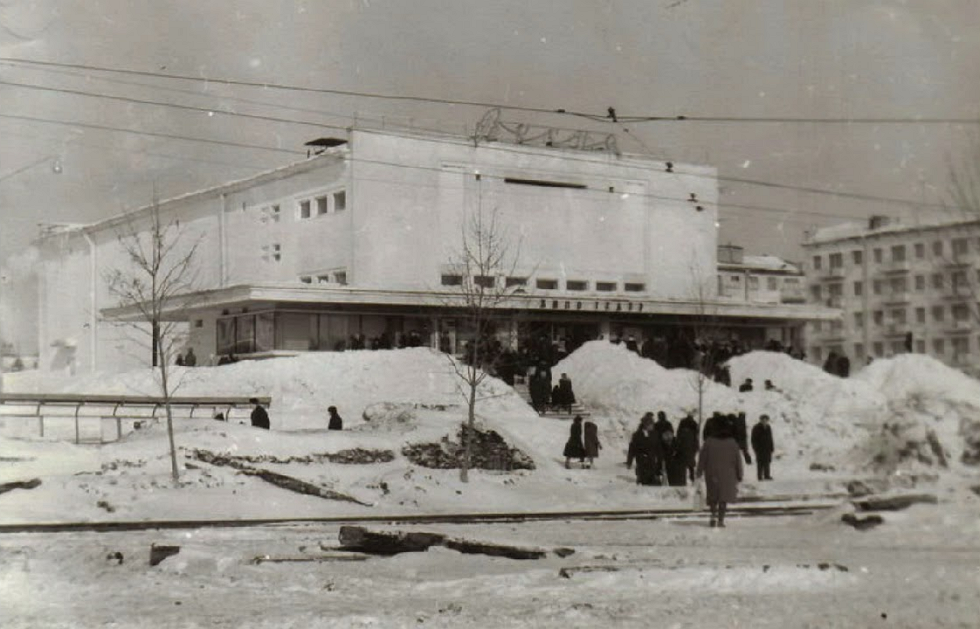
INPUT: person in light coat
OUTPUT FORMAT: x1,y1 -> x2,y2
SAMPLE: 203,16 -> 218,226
696,415 -> 743,527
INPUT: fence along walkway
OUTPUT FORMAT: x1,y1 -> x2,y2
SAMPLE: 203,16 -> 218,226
0,393 -> 272,444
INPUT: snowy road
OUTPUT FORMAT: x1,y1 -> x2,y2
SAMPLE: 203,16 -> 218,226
3,510 -> 978,628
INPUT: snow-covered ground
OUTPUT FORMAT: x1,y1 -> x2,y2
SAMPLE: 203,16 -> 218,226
1,343 -> 979,627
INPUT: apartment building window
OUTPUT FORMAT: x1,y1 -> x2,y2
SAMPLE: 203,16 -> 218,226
932,273 -> 944,289
915,339 -> 925,353
624,282 -> 646,292
873,279 -> 883,295
873,248 -> 883,263
853,312 -> 864,328
933,240 -> 943,256
333,190 -> 347,211
536,279 -> 559,290
767,277 -> 778,290
749,276 -> 760,290
315,195 -> 328,215
854,343 -> 864,359
505,276 -> 528,288
932,338 -> 945,355
932,305 -> 945,322
441,274 -> 463,286
474,275 -> 496,289
953,237 -> 968,256
262,243 -> 281,263
595,281 -> 616,292
890,308 -> 906,324
914,242 -> 925,259
873,342 -> 884,357
299,276 -> 312,284
831,320 -> 843,332
811,285 -> 822,300
812,321 -> 822,333
952,303 -> 970,322
566,280 -> 588,291
916,307 -> 926,324
829,253 -> 843,269
299,200 -> 312,219
829,283 -> 843,297
812,255 -> 822,270
263,204 -> 281,223
915,275 -> 925,291
873,310 -> 884,326
333,271 -> 347,285
890,340 -> 905,355
891,245 -> 906,262
852,250 -> 863,265
952,270 -> 967,290
952,336 -> 969,358
853,281 -> 863,296
889,277 -> 907,293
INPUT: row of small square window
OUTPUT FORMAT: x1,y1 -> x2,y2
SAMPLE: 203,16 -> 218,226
439,275 -> 646,293
812,237 -> 979,270
814,337 -> 974,361
299,270 -> 348,285
813,270 -> 980,298
815,303 -> 975,329
817,237 -> 979,269
260,190 -> 347,223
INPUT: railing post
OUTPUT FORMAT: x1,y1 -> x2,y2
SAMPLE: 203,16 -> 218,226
39,415 -> 44,438
75,403 -> 82,444
116,417 -> 122,441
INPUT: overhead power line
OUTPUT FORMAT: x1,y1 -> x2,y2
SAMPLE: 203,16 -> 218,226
0,113 -> 305,155
3,57 -> 977,125
0,79 -> 347,130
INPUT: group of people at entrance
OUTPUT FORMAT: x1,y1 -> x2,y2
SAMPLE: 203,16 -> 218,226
626,412 -> 700,486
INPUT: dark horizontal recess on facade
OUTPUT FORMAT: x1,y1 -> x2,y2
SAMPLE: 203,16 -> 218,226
503,177 -> 587,190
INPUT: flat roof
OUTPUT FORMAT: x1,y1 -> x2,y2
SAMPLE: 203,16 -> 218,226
100,282 -> 840,322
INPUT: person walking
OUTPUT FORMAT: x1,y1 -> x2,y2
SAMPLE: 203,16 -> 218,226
676,414 -> 700,482
529,369 -> 551,415
563,415 -> 586,469
696,416 -> 744,527
554,372 -> 576,414
328,406 -> 343,431
626,412 -> 653,469
627,414 -> 661,485
184,347 -> 197,367
249,397 -> 270,430
660,428 -> 688,487
750,414 -> 774,481
738,378 -> 754,392
583,419 -> 601,468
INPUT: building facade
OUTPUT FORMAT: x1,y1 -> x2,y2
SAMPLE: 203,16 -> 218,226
802,216 -> 980,374
36,127 -> 831,373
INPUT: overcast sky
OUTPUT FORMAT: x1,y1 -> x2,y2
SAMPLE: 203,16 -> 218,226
1,0 -> 978,267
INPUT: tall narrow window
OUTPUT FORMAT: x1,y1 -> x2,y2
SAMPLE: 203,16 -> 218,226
299,200 -> 312,219
334,190 -> 347,211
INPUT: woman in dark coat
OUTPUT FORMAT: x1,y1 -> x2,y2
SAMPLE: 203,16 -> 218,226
563,415 -> 586,468
696,416 -> 744,527
660,428 -> 688,487
676,414 -> 700,482
583,419 -> 601,467
327,406 -> 343,430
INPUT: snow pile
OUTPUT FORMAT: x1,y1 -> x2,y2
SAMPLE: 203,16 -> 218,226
3,348 -> 536,430
553,342 -> 865,471
850,355 -> 980,470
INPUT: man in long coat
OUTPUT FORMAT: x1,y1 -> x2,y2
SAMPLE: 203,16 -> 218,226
696,417 -> 743,527
750,414 -> 774,480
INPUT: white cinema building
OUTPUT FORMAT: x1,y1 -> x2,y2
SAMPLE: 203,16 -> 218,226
35,125 -> 831,373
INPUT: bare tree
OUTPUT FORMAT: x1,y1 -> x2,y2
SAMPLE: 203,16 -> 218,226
443,207 -> 524,483
686,255 -> 724,428
104,200 -> 201,483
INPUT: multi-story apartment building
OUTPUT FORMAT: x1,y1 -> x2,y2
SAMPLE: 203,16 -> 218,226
35,125 -> 833,374
802,215 -> 980,374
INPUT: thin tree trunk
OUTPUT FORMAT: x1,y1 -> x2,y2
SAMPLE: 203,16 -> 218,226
158,333 -> 179,483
